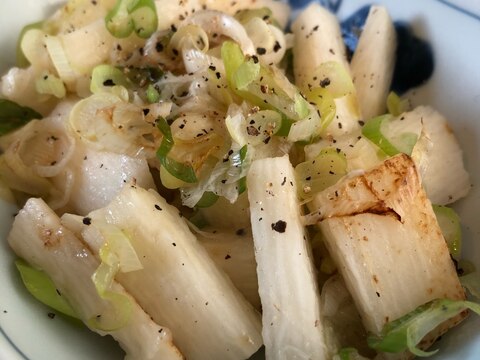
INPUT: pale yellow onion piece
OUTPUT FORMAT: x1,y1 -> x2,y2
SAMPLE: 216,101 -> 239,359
0,118 -> 75,205
0,136 -> 52,196
244,17 -> 275,54
309,61 -> 356,99
44,35 -> 78,88
169,24 -> 209,55
60,19 -> 115,75
20,28 -> 54,70
160,165 -> 187,189
68,93 -> 158,157
183,10 -> 255,55
49,168 -> 75,211
0,67 -> 58,115
244,18 -> 287,65
35,72 -> 66,98
202,0 -> 291,28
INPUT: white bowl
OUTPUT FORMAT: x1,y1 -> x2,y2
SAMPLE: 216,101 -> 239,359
1,1 -> 479,359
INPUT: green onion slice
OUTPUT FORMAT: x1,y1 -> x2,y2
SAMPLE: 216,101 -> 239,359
368,298 -> 480,357
0,99 -> 41,136
432,205 -> 462,259
294,148 -> 347,199
90,64 -> 130,94
387,91 -> 409,116
156,117 -> 198,183
15,259 -> 79,319
105,0 -> 158,39
195,191 -> 219,208
16,21 -> 43,68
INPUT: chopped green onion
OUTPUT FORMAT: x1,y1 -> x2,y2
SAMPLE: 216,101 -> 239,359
15,259 -> 79,319
234,59 -> 260,90
333,347 -> 369,360
90,64 -> 130,94
0,99 -> 41,136
195,191 -> 219,208
362,115 -> 399,156
432,205 -> 462,259
16,21 -> 43,68
387,91 -> 409,116
221,41 -> 309,122
156,117 -> 198,183
221,40 -> 245,89
294,148 -> 347,199
368,298 -> 480,357
35,72 -> 66,98
89,224 -> 142,331
146,84 -> 160,103
309,61 -> 355,98
105,0 -> 158,39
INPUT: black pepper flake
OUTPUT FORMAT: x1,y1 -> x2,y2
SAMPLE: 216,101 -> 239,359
313,25 -> 319,31
247,126 -> 260,136
225,254 -> 231,260
171,24 -> 177,32
256,47 -> 266,55
263,136 -> 271,144
358,120 -> 365,126
172,48 -> 179,56
142,108 -> 150,116
155,41 -> 164,52
281,177 -> 286,186
376,292 -> 381,297
82,217 -> 92,225
154,204 -> 162,211
273,41 -> 281,53
271,220 -> 287,233
3,310 -> 7,313
47,312 -> 56,319
172,243 -> 176,247
209,65 -> 216,71
305,176 -> 311,181
319,78 -> 331,88
179,123 -> 185,129
103,79 -> 115,86
215,72 -> 221,79
158,328 -> 163,333
236,228 -> 245,236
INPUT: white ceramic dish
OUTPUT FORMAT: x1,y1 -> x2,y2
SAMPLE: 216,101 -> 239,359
1,1 -> 480,359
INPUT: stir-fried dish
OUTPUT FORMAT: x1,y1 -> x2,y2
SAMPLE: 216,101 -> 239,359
0,0 -> 478,359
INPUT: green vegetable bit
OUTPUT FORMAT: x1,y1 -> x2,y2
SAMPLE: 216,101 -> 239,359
0,99 -> 41,136
15,259 -> 79,319
105,0 -> 158,39
156,117 -> 198,183
368,298 -> 480,357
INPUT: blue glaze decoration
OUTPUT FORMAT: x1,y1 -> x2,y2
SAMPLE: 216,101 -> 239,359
288,0 -> 342,13
391,22 -> 434,94
340,5 -> 371,57
338,5 -> 434,94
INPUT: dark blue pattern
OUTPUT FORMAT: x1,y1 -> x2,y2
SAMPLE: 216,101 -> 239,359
336,5 -> 434,94
288,0 -> 342,13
